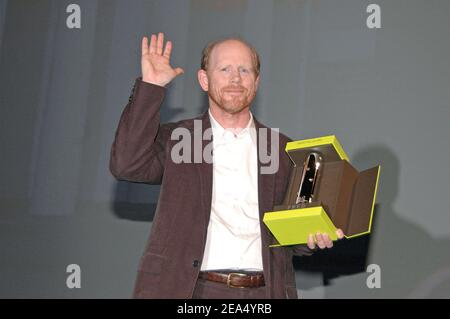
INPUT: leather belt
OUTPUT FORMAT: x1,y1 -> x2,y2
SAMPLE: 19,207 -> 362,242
198,271 -> 265,288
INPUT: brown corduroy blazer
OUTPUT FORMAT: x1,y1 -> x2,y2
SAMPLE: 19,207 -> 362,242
109,79 -> 314,299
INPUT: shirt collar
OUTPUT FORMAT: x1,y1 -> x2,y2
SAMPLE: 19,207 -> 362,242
208,108 -> 255,142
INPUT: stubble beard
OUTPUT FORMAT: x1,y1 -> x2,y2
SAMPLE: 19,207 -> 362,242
208,87 -> 256,115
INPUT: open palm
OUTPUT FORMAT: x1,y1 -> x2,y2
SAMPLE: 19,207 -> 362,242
141,32 -> 184,87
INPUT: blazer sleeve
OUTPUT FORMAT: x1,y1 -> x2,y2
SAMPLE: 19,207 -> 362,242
291,244 -> 317,256
109,78 -> 172,184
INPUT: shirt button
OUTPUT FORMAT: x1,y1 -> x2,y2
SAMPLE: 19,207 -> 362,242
224,130 -> 235,141
192,260 -> 199,267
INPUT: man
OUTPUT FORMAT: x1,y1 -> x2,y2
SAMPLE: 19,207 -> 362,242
110,32 -> 344,298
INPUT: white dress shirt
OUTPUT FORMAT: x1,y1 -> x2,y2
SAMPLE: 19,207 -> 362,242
200,109 -> 263,271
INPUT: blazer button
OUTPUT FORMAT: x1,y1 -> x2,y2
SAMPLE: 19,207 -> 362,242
192,260 -> 199,267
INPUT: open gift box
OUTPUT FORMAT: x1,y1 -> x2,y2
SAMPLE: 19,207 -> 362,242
263,135 -> 381,247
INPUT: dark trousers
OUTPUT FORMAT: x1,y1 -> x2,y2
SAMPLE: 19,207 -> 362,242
192,278 -> 269,299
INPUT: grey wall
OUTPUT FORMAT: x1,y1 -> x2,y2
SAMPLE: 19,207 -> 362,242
0,0 -> 449,298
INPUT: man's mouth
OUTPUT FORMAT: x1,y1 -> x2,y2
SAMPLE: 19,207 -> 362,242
223,88 -> 245,95
225,90 -> 243,94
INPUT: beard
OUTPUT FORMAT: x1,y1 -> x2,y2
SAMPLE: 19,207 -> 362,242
208,84 -> 256,114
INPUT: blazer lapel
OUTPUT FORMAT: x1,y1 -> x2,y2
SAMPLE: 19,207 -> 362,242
254,117 -> 276,293
254,118 -> 276,223
196,111 -> 214,230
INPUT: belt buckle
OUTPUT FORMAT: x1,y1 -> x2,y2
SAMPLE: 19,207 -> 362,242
227,272 -> 248,288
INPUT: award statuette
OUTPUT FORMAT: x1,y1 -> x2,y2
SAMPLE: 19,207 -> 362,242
263,135 -> 381,247
296,152 -> 323,206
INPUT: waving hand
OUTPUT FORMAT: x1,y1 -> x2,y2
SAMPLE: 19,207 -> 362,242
141,32 -> 184,87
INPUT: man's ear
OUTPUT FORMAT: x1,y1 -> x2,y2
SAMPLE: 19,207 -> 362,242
197,69 -> 209,92
255,75 -> 260,91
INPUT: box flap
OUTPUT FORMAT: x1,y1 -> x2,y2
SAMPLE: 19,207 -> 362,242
285,135 -> 349,165
346,165 -> 381,237
317,161 -> 358,233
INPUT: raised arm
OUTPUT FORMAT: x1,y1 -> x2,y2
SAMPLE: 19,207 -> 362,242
109,33 -> 184,183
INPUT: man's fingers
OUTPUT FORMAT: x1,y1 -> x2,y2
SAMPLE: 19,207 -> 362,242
336,229 -> 344,239
307,234 -> 316,250
308,232 -> 341,250
163,41 -> 172,59
323,233 -> 333,248
316,233 -> 326,249
142,36 -> 149,56
149,34 -> 157,54
156,32 -> 164,55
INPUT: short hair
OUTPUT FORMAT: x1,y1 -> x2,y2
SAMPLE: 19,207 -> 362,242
200,37 -> 261,76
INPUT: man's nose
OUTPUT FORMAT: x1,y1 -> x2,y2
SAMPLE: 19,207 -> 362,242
230,69 -> 242,83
